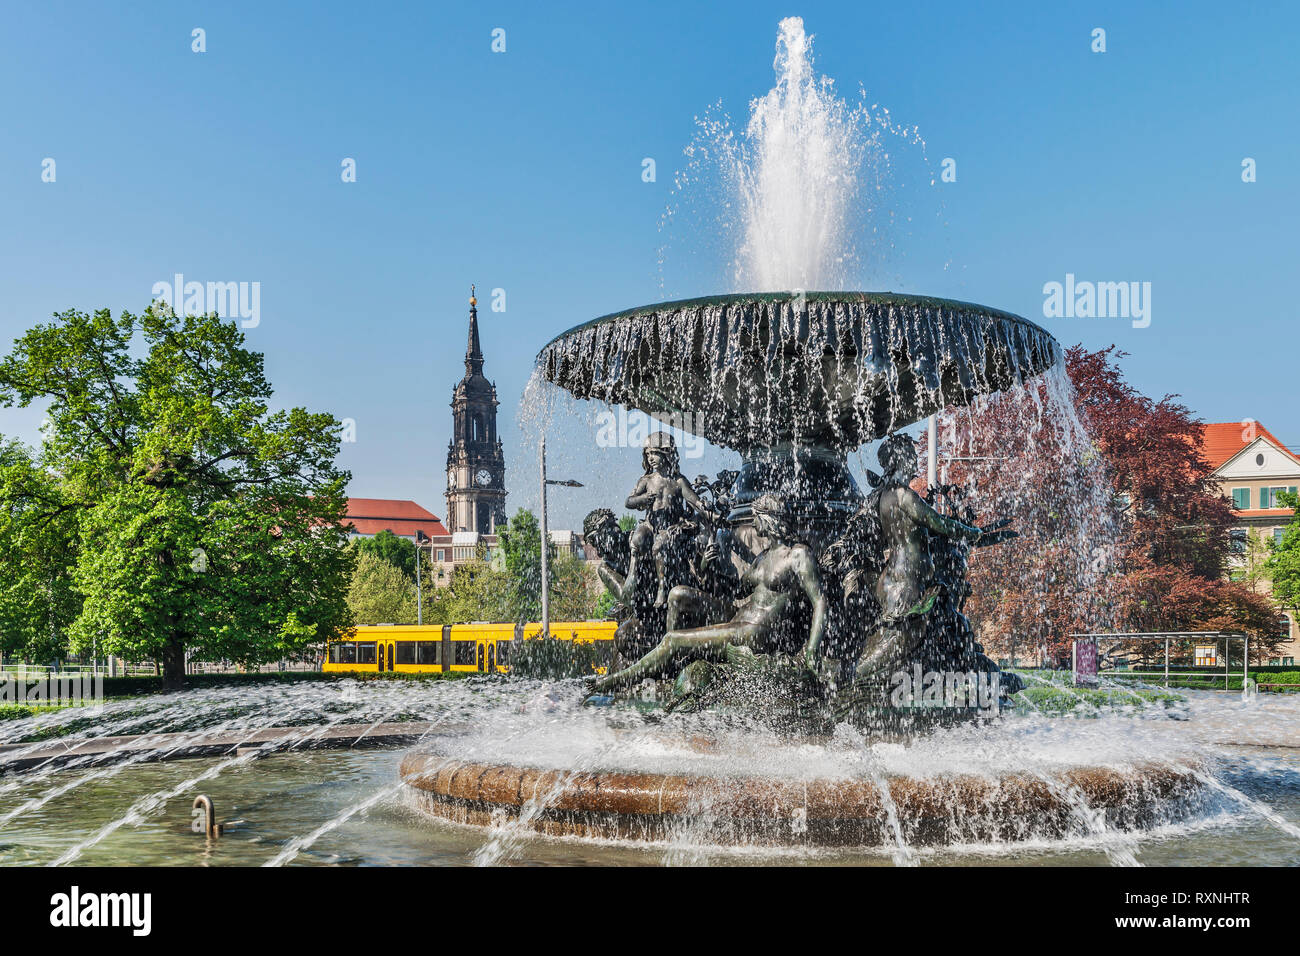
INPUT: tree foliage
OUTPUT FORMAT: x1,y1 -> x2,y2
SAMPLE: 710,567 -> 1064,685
0,440 -> 81,661
940,345 -> 1283,665
348,548 -> 417,625
354,528 -> 418,578
1267,491 -> 1300,616
0,306 -> 354,685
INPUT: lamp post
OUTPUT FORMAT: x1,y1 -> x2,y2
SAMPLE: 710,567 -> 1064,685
538,436 -> 583,639
414,530 -> 429,625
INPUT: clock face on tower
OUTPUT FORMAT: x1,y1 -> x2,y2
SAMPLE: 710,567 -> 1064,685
475,468 -> 493,487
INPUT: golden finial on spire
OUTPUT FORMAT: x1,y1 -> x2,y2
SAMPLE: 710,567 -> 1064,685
469,284 -> 477,308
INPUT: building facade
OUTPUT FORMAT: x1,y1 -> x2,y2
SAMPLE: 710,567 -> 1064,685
1203,421 -> 1300,664
444,288 -> 507,536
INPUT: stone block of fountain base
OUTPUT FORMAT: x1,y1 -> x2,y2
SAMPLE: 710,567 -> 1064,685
399,749 -> 1204,848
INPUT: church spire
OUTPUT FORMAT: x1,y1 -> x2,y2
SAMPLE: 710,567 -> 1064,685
465,284 -> 484,377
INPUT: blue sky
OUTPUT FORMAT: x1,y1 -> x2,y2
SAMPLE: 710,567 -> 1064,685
2,1 -> 1296,528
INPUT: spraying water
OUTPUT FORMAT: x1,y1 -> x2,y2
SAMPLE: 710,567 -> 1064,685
729,17 -> 869,291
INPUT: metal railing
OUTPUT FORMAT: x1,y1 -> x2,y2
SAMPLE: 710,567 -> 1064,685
1069,631 -> 1250,688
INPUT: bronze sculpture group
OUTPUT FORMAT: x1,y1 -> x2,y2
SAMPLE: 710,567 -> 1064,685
583,432 -> 1021,720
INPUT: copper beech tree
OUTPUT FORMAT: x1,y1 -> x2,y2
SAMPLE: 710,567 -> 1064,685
933,345 -> 1280,666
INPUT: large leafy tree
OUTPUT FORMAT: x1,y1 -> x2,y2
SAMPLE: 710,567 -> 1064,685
0,306 -> 354,687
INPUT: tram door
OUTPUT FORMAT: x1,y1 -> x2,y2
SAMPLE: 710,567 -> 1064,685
487,644 -> 496,673
477,643 -> 487,673
387,642 -> 394,672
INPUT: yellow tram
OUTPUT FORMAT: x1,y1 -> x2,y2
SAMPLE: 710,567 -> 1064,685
322,620 -> 619,675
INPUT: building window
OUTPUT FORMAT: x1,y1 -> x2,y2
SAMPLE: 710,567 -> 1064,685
1229,528 -> 1247,554
1282,615 -> 1292,639
1261,486 -> 1298,509
436,549 -> 445,561
1232,488 -> 1251,509
1276,528 -> 1287,547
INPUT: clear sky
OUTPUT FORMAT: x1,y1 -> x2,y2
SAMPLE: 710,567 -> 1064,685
2,1 -> 1296,528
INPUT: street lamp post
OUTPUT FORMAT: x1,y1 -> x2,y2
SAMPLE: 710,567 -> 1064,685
538,436 -> 583,640
414,530 -> 429,625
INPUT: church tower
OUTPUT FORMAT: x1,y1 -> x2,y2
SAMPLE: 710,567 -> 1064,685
445,287 -> 507,534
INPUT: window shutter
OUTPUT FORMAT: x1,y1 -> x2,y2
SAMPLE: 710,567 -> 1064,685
1261,488 -> 1270,508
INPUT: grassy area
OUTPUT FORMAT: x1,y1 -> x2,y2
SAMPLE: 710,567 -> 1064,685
1008,669 -> 1186,715
0,703 -> 74,721
1012,683 -> 1185,715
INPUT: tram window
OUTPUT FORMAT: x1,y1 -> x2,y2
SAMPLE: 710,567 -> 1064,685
454,642 -> 477,665
356,642 -> 377,664
395,642 -> 418,665
495,641 -> 511,665
418,641 -> 441,666
331,642 -> 357,664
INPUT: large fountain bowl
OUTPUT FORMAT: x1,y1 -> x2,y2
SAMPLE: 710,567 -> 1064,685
538,292 -> 1061,453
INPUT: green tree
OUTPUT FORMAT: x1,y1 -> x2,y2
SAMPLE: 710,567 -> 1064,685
497,508 -> 551,622
1267,491 -> 1300,615
0,306 -> 354,688
0,440 -> 81,661
548,551 -> 602,621
432,559 -> 512,624
348,549 -> 416,624
354,528 -> 417,577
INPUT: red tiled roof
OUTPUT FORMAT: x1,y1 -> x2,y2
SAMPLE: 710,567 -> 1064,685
1201,422 -> 1300,471
344,498 -> 449,538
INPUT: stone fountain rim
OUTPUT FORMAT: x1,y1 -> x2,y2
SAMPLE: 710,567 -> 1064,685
399,749 -> 1205,847
537,290 -> 1054,358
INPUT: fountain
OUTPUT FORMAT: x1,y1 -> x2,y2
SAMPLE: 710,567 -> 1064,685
0,18 -> 1295,869
399,18 -> 1211,847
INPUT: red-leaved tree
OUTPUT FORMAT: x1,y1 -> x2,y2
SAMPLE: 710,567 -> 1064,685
932,345 -> 1280,666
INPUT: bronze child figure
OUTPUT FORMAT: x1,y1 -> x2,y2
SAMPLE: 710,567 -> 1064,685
625,432 -> 717,608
